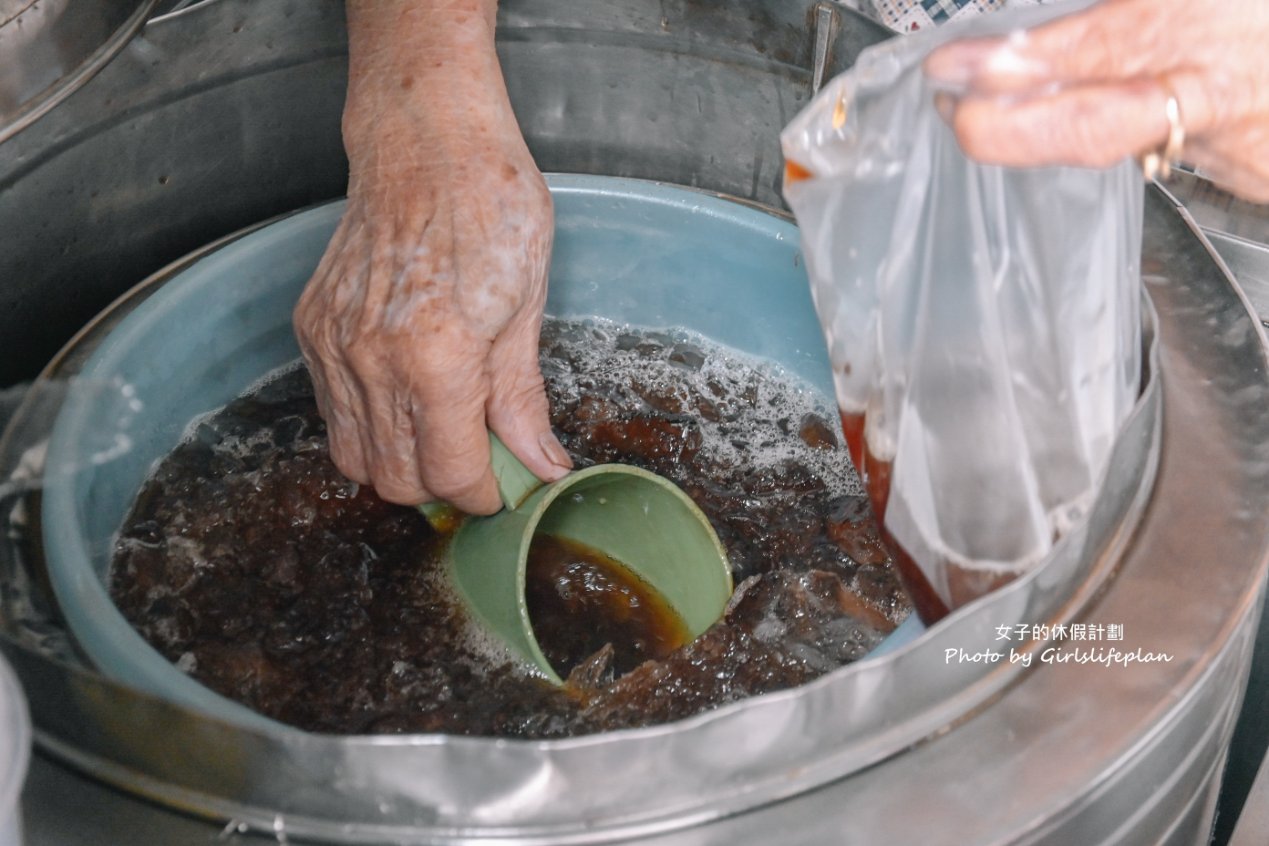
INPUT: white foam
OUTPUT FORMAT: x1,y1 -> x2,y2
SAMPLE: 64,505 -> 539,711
176,360 -> 311,460
418,560 -> 543,682
543,317 -> 864,499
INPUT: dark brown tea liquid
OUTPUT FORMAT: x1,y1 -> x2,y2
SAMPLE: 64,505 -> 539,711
525,535 -> 691,679
840,411 -> 1019,624
840,411 -> 950,624
109,322 -> 910,737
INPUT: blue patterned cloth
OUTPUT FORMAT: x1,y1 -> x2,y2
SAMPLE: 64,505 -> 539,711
863,0 -> 1046,32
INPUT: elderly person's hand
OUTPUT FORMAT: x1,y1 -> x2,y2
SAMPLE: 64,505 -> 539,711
924,0 -> 1269,202
294,0 -> 571,511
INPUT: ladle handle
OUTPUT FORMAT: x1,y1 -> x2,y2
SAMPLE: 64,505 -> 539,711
418,434 -> 544,528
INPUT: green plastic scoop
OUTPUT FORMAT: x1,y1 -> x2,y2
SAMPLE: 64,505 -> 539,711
421,436 -> 732,685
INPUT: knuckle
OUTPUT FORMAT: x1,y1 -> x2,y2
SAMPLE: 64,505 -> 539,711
1064,104 -> 1129,167
419,439 -> 496,509
527,176 -> 553,217
293,290 -> 326,338
1075,27 -> 1120,78
372,477 -> 426,506
489,368 -> 549,418
369,455 -> 425,504
423,458 -> 485,500
299,316 -> 342,365
344,342 -> 387,377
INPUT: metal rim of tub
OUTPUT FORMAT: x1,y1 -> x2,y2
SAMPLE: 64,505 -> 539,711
0,174 -> 1165,843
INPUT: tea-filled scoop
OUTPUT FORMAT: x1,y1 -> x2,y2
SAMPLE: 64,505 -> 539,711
421,435 -> 732,684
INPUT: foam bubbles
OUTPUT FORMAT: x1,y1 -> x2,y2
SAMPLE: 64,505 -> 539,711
417,552 -> 543,682
541,317 -> 864,499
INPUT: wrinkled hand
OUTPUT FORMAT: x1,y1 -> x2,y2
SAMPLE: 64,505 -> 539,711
925,0 -> 1269,202
294,2 -> 571,510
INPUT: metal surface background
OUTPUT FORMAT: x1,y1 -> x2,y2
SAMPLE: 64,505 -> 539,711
0,0 -> 884,389
1151,177 -> 1269,846
1,0 -> 1267,843
0,0 -> 158,143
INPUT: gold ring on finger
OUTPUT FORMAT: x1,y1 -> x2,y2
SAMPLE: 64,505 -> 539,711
1140,80 -> 1185,182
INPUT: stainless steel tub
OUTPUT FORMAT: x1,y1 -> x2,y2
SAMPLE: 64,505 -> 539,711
1,1 -> 1267,843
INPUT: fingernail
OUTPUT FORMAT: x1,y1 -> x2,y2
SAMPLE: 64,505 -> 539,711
539,431 -> 573,479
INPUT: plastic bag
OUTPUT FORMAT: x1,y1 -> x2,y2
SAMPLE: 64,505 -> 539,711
780,4 -> 1142,623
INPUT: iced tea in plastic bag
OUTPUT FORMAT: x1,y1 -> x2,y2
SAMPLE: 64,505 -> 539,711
780,6 -> 1142,623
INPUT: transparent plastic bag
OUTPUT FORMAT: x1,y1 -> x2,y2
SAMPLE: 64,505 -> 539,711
780,4 -> 1142,622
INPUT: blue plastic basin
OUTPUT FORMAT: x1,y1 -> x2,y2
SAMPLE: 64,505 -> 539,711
42,174 -> 921,730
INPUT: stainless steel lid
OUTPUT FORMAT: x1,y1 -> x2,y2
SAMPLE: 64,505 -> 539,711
0,0 -> 158,143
